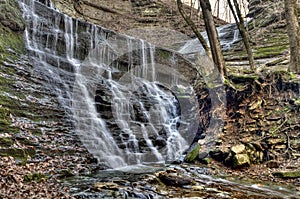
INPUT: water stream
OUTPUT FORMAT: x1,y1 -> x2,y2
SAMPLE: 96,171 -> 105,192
178,23 -> 241,55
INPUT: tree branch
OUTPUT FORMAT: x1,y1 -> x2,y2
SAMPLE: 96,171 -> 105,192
176,0 -> 211,56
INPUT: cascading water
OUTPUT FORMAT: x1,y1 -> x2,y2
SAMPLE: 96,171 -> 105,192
178,23 -> 241,55
18,0 -> 200,168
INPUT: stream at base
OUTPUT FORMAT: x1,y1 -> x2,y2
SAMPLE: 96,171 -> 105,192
63,164 -> 300,199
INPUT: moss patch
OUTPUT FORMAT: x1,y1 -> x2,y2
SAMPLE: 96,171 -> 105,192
184,143 -> 201,163
254,44 -> 289,59
0,148 -> 27,164
24,173 -> 49,183
0,28 -> 25,56
0,137 -> 14,147
273,171 -> 300,179
156,49 -> 171,60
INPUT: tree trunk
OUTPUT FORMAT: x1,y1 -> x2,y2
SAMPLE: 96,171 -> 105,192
200,0 -> 227,78
227,0 -> 255,70
284,0 -> 300,73
176,0 -> 211,56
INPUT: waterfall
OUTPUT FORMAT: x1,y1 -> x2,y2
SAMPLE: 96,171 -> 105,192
18,0 -> 200,168
178,23 -> 241,55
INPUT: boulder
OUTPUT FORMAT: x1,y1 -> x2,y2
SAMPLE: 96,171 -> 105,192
232,154 -> 250,168
184,143 -> 201,163
209,147 -> 230,162
231,144 -> 246,155
156,171 -> 194,187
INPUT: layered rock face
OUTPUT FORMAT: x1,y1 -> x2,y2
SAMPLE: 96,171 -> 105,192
0,0 -> 25,31
51,0 -> 226,48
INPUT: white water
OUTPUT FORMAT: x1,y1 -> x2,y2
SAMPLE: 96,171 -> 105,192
178,23 -> 241,55
19,0 -> 196,168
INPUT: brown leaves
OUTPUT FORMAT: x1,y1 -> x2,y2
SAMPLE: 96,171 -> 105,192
0,156 -> 74,199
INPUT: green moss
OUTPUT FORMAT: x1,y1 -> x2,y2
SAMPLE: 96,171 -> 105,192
200,157 -> 212,165
267,36 -> 288,44
254,44 -> 289,59
273,171 -> 300,179
184,143 -> 201,163
0,147 -> 36,164
0,148 -> 27,165
156,49 -> 171,60
0,104 -> 19,134
0,137 -> 14,147
0,30 -> 25,55
24,173 -> 49,183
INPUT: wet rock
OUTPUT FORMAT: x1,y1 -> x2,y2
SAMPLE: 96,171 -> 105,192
198,151 -> 209,159
156,170 -> 194,187
273,171 -> 300,179
184,143 -> 200,163
93,182 -> 119,191
58,169 -> 75,178
192,185 -> 204,191
232,154 -> 250,168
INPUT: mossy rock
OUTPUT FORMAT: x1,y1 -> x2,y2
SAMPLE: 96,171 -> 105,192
253,44 -> 289,59
0,147 -> 36,164
0,148 -> 27,164
199,157 -> 212,165
184,143 -> 201,163
156,48 -> 171,60
0,137 -> 14,147
24,173 -> 49,183
0,105 -> 19,134
273,171 -> 300,179
232,154 -> 250,168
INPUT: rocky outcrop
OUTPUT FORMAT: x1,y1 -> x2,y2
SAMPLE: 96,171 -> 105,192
51,0 -> 226,48
208,73 -> 300,168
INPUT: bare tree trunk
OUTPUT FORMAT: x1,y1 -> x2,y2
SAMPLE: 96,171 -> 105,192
200,0 -> 227,78
227,0 -> 255,70
284,0 -> 300,73
176,0 -> 211,56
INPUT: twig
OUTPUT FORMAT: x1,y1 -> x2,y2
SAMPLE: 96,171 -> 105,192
270,117 -> 287,135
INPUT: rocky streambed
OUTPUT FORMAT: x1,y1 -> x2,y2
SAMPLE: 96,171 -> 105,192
63,163 -> 300,199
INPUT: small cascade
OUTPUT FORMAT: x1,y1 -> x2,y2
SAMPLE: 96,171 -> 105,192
18,0 -> 199,168
178,23 -> 241,55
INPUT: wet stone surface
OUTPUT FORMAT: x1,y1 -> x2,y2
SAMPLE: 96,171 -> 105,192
63,164 -> 300,199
